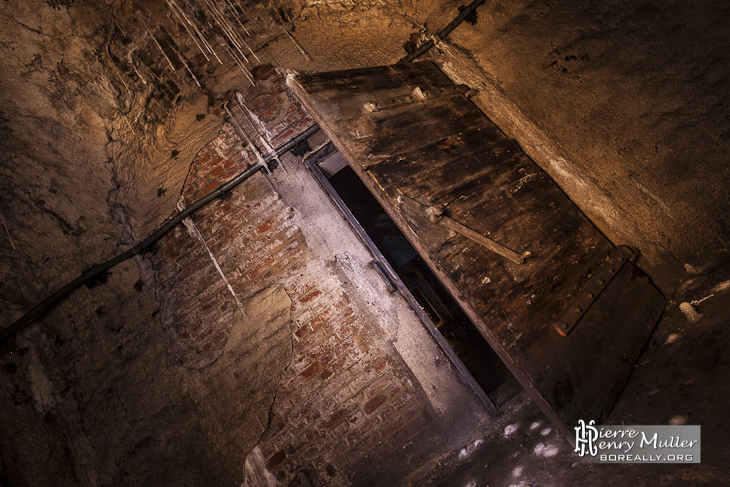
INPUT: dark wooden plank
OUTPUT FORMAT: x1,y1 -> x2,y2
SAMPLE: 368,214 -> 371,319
531,262 -> 665,435
354,96 -> 491,163
362,109 -> 615,350
292,62 -> 466,164
290,62 -> 665,443
366,123 -> 520,180
296,62 -> 454,96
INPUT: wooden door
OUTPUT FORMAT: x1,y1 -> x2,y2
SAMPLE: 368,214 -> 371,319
288,62 -> 665,440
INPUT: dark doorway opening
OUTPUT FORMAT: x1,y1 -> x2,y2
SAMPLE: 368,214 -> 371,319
321,158 -> 521,408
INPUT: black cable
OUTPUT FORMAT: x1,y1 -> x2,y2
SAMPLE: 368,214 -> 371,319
3,0 -> 486,348
398,0 -> 486,63
0,124 -> 319,348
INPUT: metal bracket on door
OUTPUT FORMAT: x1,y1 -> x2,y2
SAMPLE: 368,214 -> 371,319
397,194 -> 530,264
364,84 -> 474,113
553,245 -> 638,336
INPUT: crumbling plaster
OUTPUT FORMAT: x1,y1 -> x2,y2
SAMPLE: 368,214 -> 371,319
0,0 -> 223,327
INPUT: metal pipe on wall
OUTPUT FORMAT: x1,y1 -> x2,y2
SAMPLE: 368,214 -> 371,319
398,0 -> 486,63
0,123 -> 320,349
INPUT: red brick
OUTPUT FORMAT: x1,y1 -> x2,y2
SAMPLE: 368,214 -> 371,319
267,450 -> 287,469
295,324 -> 310,338
278,128 -> 295,141
378,392 -> 411,421
347,354 -> 375,377
195,180 -> 219,199
333,420 -> 350,438
384,414 -> 428,450
363,394 -> 387,415
320,352 -> 335,367
183,183 -> 197,196
286,353 -> 312,374
293,308 -> 314,328
300,362 -> 321,380
362,375 -> 391,399
331,350 -> 357,373
304,405 -> 324,427
260,440 -> 278,459
318,372 -> 353,401
393,404 -> 417,424
317,393 -> 338,416
373,358 -> 388,374
289,428 -> 319,455
309,309 -> 331,330
199,155 -> 224,174
199,295 -> 230,313
347,408 -> 364,427
299,289 -> 322,303
324,464 -> 338,479
209,165 -> 225,177
388,381 -> 405,397
295,328 -> 325,354
383,413 -> 406,436
360,429 -> 383,450
249,256 -> 276,279
332,336 -> 356,358
334,320 -> 356,340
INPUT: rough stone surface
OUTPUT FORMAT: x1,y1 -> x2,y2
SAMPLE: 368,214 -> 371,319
0,0 -> 223,327
0,261 -> 292,486
1,0 -> 730,486
432,0 -> 730,288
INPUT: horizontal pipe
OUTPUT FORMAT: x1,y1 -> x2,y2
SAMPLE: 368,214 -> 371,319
0,124 -> 319,348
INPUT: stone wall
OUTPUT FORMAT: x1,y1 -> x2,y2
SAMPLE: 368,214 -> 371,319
426,0 -> 730,288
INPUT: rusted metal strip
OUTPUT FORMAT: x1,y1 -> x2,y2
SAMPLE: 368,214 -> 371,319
397,194 -> 529,264
553,245 -> 637,336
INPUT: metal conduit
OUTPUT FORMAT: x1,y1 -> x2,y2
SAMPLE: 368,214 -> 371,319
398,0 -> 486,63
0,123 -> 319,348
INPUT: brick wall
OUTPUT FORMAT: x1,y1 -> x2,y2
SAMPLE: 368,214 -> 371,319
152,72 -> 443,485
258,259 -> 433,486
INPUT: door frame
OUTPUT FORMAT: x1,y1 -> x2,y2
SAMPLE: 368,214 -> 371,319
304,142 -> 501,416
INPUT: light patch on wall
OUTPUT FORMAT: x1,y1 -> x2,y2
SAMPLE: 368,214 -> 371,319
712,280 -> 730,293
21,341 -> 55,414
504,423 -> 519,436
458,439 -> 484,460
665,333 -> 681,344
534,442 -> 560,457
